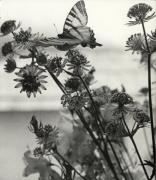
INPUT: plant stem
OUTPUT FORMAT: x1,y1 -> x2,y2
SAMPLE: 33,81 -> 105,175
141,20 -> 156,169
77,110 -> 120,180
47,67 -> 120,180
121,141 -> 135,168
108,139 -> 127,180
119,149 -> 134,180
122,113 -> 150,180
45,66 -> 67,95
55,151 -> 88,180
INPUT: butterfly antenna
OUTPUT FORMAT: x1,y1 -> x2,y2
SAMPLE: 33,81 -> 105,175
53,23 -> 58,36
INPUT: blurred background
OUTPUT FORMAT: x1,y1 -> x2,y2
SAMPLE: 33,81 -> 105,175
0,0 -> 156,180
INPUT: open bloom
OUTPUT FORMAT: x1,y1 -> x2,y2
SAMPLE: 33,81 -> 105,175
127,3 -> 156,26
23,150 -> 61,180
126,34 -> 147,54
66,49 -> 91,75
13,27 -> 45,50
14,64 -> 47,97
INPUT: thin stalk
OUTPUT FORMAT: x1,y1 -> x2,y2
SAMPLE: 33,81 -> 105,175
108,139 -> 127,180
141,20 -> 156,169
122,113 -> 150,180
121,141 -> 135,168
119,149 -> 134,180
143,127 -> 152,157
77,110 -> 120,180
55,151 -> 88,180
77,73 -> 105,137
45,66 -> 67,95
47,67 -> 120,180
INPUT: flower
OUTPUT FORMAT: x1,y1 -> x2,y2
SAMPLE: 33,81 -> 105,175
4,58 -> 16,73
126,34 -> 147,54
1,42 -> 14,56
14,64 -> 47,97
127,3 -> 156,26
110,92 -> 133,107
23,150 -> 61,180
148,29 -> 156,50
66,49 -> 91,75
36,52 -> 48,66
65,77 -> 81,92
0,20 -> 20,36
133,109 -> 150,125
13,27 -> 45,49
105,121 -> 128,138
29,116 -> 59,151
61,93 -> 87,111
13,27 -> 32,46
47,56 -> 66,76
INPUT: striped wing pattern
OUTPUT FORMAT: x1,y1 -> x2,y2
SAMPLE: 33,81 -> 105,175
63,0 -> 88,32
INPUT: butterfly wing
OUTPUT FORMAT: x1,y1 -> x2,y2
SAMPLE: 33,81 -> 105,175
63,0 -> 88,32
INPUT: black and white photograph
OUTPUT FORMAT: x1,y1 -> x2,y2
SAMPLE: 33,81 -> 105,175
0,0 -> 156,180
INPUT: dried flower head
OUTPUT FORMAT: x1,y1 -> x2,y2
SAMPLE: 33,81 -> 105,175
13,27 -> 45,49
4,58 -> 16,73
0,20 -> 20,36
61,93 -> 87,111
111,92 -> 133,107
126,34 -> 147,54
148,29 -> 156,49
65,77 -> 81,92
36,52 -> 48,66
105,121 -> 128,138
47,56 -> 66,76
14,65 -> 47,97
29,116 -> 59,151
127,3 -> 156,26
66,49 -> 90,74
1,42 -> 14,57
13,27 -> 32,46
133,109 -> 150,125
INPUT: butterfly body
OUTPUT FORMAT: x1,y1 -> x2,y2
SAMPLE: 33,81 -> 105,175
34,0 -> 102,50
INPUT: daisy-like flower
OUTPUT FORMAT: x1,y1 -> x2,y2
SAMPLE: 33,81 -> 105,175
47,56 -> 66,76
0,20 -> 20,36
23,150 -> 61,180
66,49 -> 91,75
14,64 -> 47,97
4,58 -> 16,73
1,42 -> 15,57
126,34 -> 147,54
127,3 -> 156,26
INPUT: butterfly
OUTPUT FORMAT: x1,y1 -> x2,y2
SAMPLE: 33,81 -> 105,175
34,0 -> 102,50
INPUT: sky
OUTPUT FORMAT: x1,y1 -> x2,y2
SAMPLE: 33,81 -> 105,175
0,0 -> 156,110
